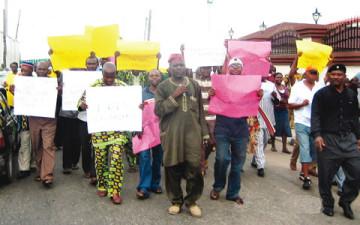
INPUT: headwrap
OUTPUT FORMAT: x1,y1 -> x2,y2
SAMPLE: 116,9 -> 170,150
168,53 -> 184,64
327,64 -> 346,74
355,72 -> 360,80
228,57 -> 243,67
21,62 -> 34,68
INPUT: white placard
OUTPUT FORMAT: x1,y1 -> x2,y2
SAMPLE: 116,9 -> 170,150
86,85 -> 142,133
62,71 -> 102,110
14,76 -> 58,118
185,45 -> 226,69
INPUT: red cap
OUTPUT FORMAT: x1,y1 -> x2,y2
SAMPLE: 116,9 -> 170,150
168,53 -> 184,64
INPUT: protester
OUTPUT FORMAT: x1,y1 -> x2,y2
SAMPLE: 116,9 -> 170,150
288,66 -> 323,190
311,64 -> 360,219
3,62 -> 18,108
208,57 -> 256,203
271,72 -> 292,153
195,66 -> 216,176
250,67 -> 276,177
79,62 -> 128,204
155,54 -> 209,217
13,62 -> 33,179
27,62 -> 58,187
135,69 -> 163,200
78,56 -> 99,185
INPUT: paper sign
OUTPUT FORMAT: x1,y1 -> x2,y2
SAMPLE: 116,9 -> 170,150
62,71 -> 102,110
208,75 -> 262,118
116,41 -> 160,71
227,40 -> 271,76
296,40 -> 333,72
14,76 -> 58,118
87,24 -> 119,58
48,35 -> 91,71
132,99 -> 161,154
86,86 -> 142,133
184,45 -> 226,69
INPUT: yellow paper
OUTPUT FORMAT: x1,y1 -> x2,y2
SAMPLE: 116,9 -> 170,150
88,24 -> 119,58
296,40 -> 333,72
48,35 -> 92,71
116,41 -> 160,71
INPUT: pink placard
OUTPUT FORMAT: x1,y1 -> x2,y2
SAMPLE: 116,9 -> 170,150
227,40 -> 271,76
208,75 -> 262,118
132,99 -> 161,154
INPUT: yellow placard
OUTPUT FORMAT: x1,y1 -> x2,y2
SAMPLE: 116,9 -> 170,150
116,41 -> 160,71
296,40 -> 333,72
87,24 -> 119,58
48,35 -> 92,71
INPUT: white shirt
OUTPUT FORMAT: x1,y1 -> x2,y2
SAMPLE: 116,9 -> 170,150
288,80 -> 324,127
78,111 -> 87,122
258,81 -> 275,128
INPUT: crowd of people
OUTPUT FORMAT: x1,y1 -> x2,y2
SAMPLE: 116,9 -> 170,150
1,49 -> 360,220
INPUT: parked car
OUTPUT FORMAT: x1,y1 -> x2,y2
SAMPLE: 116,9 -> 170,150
0,90 -> 19,182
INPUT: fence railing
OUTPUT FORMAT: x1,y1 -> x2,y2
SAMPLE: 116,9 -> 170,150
271,30 -> 300,55
324,17 -> 360,52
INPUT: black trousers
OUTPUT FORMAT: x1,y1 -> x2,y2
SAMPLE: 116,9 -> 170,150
79,120 -> 96,177
61,117 -> 81,169
317,133 -> 360,209
165,162 -> 204,206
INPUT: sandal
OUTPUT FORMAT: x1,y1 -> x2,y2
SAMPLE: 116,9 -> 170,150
34,176 -> 41,182
136,190 -> 149,200
226,196 -> 244,205
210,190 -> 220,200
42,180 -> 53,188
151,187 -> 163,194
299,172 -> 305,181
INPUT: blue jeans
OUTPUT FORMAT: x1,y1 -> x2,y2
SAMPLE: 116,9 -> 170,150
213,134 -> 248,199
137,144 -> 163,195
295,123 -> 316,163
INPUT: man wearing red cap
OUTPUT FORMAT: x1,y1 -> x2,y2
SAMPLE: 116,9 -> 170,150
155,53 -> 209,217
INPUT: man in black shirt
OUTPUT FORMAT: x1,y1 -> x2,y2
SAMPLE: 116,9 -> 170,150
311,64 -> 360,220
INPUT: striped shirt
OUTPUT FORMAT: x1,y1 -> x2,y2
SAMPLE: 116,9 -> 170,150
258,81 -> 275,129
195,78 -> 216,121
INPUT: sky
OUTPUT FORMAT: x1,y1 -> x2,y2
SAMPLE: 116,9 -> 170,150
1,0 -> 360,67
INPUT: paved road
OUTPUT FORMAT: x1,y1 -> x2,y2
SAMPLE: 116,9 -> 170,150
0,141 -> 359,225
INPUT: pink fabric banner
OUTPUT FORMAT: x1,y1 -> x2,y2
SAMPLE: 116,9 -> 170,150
227,40 -> 271,76
132,99 -> 161,154
208,75 -> 262,118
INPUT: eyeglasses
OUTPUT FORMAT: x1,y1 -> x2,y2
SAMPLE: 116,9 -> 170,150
308,70 -> 318,75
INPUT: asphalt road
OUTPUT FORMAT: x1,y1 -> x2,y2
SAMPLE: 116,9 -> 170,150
0,141 -> 359,225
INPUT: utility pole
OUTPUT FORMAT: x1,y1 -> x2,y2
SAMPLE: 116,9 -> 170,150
2,0 -> 8,69
147,10 -> 152,41
144,17 -> 148,41
15,10 -> 21,40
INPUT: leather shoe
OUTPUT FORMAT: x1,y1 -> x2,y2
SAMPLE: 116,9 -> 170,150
111,194 -> 122,204
257,168 -> 265,177
96,190 -> 107,197
321,207 -> 334,217
339,202 -> 354,220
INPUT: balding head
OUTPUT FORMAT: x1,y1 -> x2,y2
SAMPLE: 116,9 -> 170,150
36,62 -> 50,77
102,62 -> 117,86
103,62 -> 116,74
